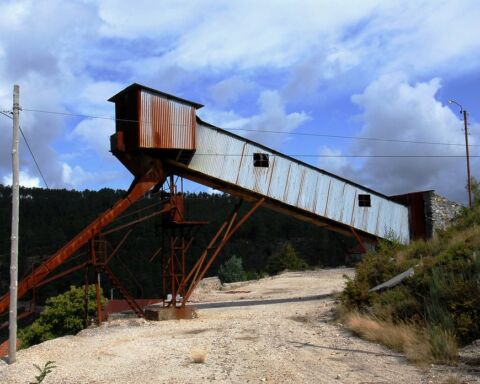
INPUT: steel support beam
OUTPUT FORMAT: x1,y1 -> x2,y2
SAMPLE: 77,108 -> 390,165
0,166 -> 165,316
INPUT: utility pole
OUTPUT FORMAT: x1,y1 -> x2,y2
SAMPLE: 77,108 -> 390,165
463,109 -> 472,208
449,100 -> 472,208
9,85 -> 20,364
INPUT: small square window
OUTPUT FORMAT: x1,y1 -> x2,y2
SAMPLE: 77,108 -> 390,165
358,194 -> 371,207
253,153 -> 269,167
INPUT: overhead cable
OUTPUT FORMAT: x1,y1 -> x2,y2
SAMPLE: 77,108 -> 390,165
12,107 -> 479,148
0,109 -> 49,188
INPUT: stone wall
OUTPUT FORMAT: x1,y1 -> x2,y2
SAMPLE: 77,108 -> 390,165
427,192 -> 464,235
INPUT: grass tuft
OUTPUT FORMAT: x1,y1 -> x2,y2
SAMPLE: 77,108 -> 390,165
345,312 -> 458,364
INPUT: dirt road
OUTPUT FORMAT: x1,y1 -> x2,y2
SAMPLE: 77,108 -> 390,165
0,269 -> 477,383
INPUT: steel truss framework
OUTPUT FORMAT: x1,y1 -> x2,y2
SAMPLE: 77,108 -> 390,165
0,167 -> 266,327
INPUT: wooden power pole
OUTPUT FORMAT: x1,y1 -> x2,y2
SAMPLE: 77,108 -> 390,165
9,84 -> 20,364
463,109 -> 472,208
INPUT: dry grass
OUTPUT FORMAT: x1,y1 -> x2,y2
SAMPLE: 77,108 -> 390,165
441,377 -> 464,384
344,312 -> 457,365
345,312 -> 417,353
190,347 -> 208,364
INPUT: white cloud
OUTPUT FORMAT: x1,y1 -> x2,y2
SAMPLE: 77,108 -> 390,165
209,76 -> 256,106
61,162 -> 93,189
326,73 -> 478,202
2,171 -> 40,188
1,0 -> 480,193
318,146 -> 352,175
70,118 -> 115,158
206,187 -> 222,195
199,90 -> 310,148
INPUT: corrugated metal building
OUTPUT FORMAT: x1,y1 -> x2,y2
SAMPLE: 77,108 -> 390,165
110,84 -> 411,243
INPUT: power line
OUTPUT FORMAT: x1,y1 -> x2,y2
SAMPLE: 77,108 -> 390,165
19,128 -> 49,188
225,128 -> 478,148
21,108 -> 138,123
0,109 -> 49,188
0,111 -> 12,119
11,107 -> 480,148
191,153 -> 479,158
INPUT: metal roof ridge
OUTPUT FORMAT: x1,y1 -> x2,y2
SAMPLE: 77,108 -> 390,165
108,83 -> 204,109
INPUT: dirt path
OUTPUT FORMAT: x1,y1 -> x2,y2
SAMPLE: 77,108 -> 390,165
0,269 -> 477,383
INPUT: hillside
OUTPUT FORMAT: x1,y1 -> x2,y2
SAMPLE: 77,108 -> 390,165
0,185 -> 355,301
341,193 -> 480,364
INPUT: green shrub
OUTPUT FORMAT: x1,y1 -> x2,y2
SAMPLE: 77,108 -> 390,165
427,327 -> 458,364
370,286 -> 421,321
341,202 -> 480,350
218,255 -> 247,283
245,271 -> 260,280
266,243 -> 308,275
20,285 -> 105,348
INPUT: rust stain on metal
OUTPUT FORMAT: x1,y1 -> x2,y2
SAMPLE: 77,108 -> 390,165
139,90 -> 196,150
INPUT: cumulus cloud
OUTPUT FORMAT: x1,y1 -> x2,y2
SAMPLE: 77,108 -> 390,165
323,73 -> 478,202
244,90 -> 310,146
209,76 -> 256,106
0,0 -> 103,188
69,118 -> 115,158
2,171 -> 40,188
1,0 -> 480,193
61,162 -> 123,190
199,90 -> 310,148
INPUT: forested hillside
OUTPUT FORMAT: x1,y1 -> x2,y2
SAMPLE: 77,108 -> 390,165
0,185 -> 354,303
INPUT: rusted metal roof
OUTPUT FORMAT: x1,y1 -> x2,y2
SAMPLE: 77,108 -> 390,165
108,83 -> 204,109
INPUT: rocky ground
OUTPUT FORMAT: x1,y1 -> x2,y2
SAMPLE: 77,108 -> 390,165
0,268 -> 478,383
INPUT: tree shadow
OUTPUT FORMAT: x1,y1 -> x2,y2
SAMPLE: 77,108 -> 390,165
288,340 -> 403,358
194,293 -> 333,309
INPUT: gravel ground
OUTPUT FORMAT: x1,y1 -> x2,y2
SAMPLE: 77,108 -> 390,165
1,268 -> 478,383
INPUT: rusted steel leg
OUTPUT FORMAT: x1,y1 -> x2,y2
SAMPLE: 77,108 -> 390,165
95,272 -> 102,324
177,202 -> 240,295
180,221 -> 228,292
84,263 -> 89,328
103,230 -> 132,265
102,264 -> 145,317
350,227 -> 367,254
0,166 -> 164,316
170,237 -> 177,307
174,202 -> 240,301
89,239 -> 103,324
182,198 -> 265,304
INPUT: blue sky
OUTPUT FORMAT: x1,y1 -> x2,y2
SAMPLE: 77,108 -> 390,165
1,0 -> 480,203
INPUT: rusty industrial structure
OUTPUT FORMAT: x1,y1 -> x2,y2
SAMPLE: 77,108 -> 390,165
0,83 -> 429,324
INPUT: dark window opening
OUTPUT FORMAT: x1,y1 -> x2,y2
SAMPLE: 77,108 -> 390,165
253,153 -> 269,167
358,194 -> 371,207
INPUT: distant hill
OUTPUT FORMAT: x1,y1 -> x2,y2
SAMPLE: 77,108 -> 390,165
0,185 -> 354,303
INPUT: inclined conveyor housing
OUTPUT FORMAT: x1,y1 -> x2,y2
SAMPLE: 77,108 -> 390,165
110,84 -> 410,243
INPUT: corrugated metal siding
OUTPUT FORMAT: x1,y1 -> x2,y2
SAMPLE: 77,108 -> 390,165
139,90 -> 196,149
188,123 -> 410,243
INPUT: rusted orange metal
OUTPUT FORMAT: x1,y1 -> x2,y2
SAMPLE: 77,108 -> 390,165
0,166 -> 165,316
139,90 -> 197,150
350,227 -> 367,254
182,198 -> 265,304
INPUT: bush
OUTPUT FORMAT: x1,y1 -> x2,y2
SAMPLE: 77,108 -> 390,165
218,255 -> 247,283
266,243 -> 308,275
341,201 -> 480,353
20,285 -> 106,348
